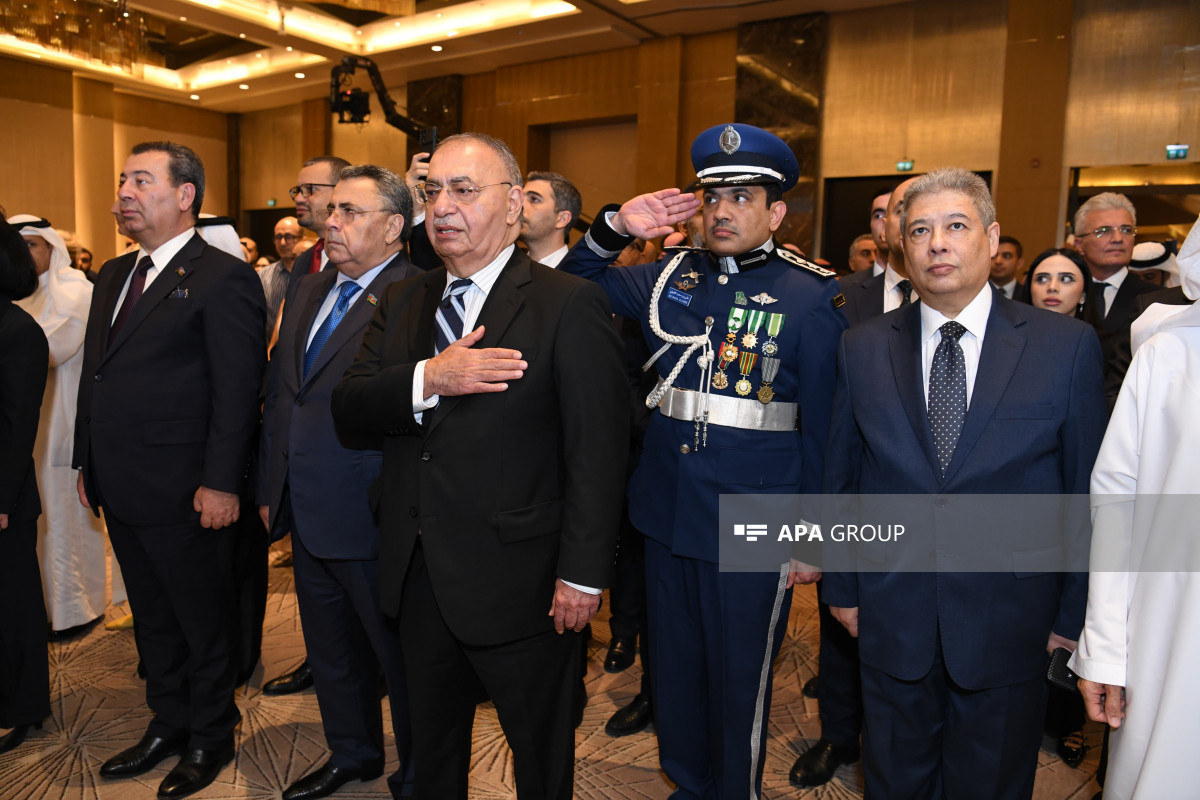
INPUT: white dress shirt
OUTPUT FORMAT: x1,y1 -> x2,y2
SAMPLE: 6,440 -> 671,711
304,258 -> 392,349
920,283 -> 993,407
111,227 -> 195,323
535,244 -> 569,269
997,278 -> 1017,299
1094,266 -> 1129,318
883,264 -> 915,313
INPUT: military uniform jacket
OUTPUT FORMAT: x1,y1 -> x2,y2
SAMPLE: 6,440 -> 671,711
561,221 -> 848,563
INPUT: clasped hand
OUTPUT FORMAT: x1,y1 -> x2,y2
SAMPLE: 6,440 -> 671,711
548,579 -> 601,634
424,326 -> 526,398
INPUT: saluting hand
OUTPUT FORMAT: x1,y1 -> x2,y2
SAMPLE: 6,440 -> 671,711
423,326 -> 527,398
614,189 -> 702,240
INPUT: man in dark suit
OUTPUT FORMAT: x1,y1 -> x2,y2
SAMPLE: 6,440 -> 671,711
992,235 -> 1030,302
823,168 -> 1107,798
262,154 -> 351,697
259,165 -> 419,800
1072,192 -> 1157,408
331,133 -> 627,800
73,141 -> 266,799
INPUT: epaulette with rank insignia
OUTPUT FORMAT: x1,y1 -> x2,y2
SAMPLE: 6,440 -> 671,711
777,247 -> 838,278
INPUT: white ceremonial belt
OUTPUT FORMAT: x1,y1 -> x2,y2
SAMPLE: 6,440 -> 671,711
656,385 -> 797,432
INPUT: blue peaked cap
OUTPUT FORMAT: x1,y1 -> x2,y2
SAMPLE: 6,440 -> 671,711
690,124 -> 799,192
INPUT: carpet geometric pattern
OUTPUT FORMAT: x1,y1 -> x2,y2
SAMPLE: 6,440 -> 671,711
1,554 -> 1104,799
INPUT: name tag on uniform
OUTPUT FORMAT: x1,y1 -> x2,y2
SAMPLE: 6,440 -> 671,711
666,287 -> 693,307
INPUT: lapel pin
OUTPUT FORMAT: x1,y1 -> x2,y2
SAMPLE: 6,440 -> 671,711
176,266 -> 186,277
367,293 -> 378,306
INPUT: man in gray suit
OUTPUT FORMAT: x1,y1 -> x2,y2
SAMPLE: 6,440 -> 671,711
258,165 -> 420,800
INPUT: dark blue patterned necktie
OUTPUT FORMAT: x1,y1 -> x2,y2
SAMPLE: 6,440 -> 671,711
434,278 -> 473,355
304,281 -> 361,379
928,320 -> 967,477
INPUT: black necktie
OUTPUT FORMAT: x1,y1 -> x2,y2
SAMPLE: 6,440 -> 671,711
897,279 -> 914,306
928,320 -> 967,477
434,278 -> 473,355
1094,282 -> 1110,318
109,255 -> 154,345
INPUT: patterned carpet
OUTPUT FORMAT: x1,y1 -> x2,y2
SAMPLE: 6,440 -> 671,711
1,551 -> 1105,799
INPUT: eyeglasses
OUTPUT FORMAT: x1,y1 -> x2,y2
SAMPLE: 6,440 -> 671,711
288,183 -> 336,200
326,205 -> 391,224
416,181 -> 512,206
273,233 -> 298,242
1080,225 -> 1136,239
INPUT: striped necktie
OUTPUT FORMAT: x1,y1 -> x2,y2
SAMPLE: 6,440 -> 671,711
434,278 -> 473,355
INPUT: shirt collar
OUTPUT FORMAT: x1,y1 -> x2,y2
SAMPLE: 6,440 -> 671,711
139,227 -> 195,271
1097,265 -> 1128,290
717,237 -> 775,275
445,244 -> 514,296
920,282 -> 993,344
884,263 -> 908,293
334,252 -> 397,291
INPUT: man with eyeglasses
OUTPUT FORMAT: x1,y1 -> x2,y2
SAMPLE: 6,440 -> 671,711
257,216 -> 303,342
259,164 -> 419,800
332,132 -> 627,800
1072,192 -> 1157,408
261,155 -> 351,697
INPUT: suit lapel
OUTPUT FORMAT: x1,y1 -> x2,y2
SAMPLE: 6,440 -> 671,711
427,250 -> 530,436
303,261 -> 403,386
942,293 -> 1027,485
104,234 -> 203,358
888,303 -> 939,475
97,252 -> 138,356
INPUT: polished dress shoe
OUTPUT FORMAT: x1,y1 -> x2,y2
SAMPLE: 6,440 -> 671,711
801,675 -> 820,698
282,759 -> 383,800
1057,730 -> 1087,768
0,721 -> 41,754
603,637 -> 637,673
605,693 -> 653,737
100,733 -> 187,778
157,739 -> 235,799
48,615 -> 103,642
789,737 -> 860,788
262,660 -> 313,695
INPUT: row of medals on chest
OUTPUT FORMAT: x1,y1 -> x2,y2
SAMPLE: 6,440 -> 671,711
675,268 -> 783,404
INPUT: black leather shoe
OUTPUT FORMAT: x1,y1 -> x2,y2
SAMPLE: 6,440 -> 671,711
157,740 -> 235,799
801,675 -> 820,698
0,721 -> 41,754
282,759 -> 383,800
605,694 -> 653,737
101,733 -> 187,778
48,615 -> 103,643
604,637 -> 637,673
262,661 -> 313,696
1057,730 -> 1087,768
789,737 -> 860,788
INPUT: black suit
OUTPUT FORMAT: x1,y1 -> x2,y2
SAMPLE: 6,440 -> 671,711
0,298 -> 50,730
839,271 -> 886,327
259,255 -> 418,792
1095,271 -> 1158,409
74,232 -> 266,748
333,247 -> 627,800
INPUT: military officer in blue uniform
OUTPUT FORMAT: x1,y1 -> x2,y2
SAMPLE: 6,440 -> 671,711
561,123 -> 848,800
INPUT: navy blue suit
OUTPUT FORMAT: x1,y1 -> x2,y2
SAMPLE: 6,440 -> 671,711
259,254 -> 418,792
821,291 -> 1106,798
562,224 -> 846,799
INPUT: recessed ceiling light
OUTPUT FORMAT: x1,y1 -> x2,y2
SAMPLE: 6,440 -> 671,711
294,72 -> 305,79
431,45 -> 443,52
179,16 -> 187,21
286,46 -> 293,52
190,94 -> 200,100
395,21 -> 401,26
239,33 -> 246,39
238,84 -> 250,90
356,29 -> 363,35
447,30 -> 458,36
255,52 -> 263,58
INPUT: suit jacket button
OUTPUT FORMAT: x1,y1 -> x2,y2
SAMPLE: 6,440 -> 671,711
94,373 -> 102,381
282,450 -> 288,458
679,444 -> 691,455
421,451 -> 432,461
295,398 -> 304,407
409,506 -> 419,517
935,495 -> 948,507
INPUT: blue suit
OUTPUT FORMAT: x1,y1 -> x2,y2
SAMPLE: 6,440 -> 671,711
258,254 -> 418,793
562,223 -> 847,799
821,291 -> 1106,798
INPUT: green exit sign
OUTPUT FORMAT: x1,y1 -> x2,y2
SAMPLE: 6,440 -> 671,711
1166,144 -> 1189,160
896,159 -> 914,172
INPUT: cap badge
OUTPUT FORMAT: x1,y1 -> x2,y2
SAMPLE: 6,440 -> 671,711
719,125 -> 741,155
